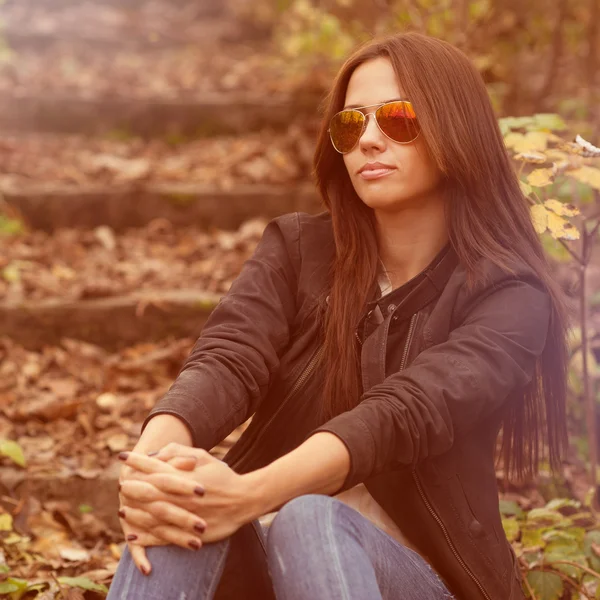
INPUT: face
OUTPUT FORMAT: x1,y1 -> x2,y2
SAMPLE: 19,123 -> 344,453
341,57 -> 444,212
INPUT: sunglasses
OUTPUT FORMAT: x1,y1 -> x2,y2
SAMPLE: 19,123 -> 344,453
328,100 -> 421,154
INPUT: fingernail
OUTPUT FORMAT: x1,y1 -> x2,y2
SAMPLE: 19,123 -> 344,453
141,565 -> 149,576
194,522 -> 206,533
147,451 -> 158,456
127,534 -> 138,541
194,486 -> 205,496
188,540 -> 201,550
118,509 -> 126,519
118,452 -> 129,461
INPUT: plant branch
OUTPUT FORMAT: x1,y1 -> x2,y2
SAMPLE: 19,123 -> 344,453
580,227 -> 597,487
557,238 -> 584,265
550,560 -> 600,581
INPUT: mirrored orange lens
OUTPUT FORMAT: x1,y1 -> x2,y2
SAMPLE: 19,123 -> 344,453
329,110 -> 364,153
376,101 -> 420,143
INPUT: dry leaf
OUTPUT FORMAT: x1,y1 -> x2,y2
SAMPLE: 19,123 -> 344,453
544,199 -> 580,217
527,168 -> 554,187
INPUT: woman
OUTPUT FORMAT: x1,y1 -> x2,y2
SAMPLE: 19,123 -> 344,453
107,32 -> 569,600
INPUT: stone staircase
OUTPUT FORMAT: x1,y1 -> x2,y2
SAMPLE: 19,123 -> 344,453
0,0 -> 323,534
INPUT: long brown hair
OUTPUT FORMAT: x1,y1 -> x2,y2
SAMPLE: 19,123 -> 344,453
312,32 -> 569,481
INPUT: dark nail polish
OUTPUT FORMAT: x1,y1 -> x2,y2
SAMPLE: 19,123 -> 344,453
194,486 -> 205,496
118,452 -> 129,461
188,540 -> 201,550
147,451 -> 158,456
118,509 -> 125,519
141,565 -> 149,576
127,534 -> 138,541
194,522 -> 206,533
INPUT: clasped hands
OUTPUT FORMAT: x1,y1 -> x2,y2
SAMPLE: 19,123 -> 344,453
117,443 -> 259,575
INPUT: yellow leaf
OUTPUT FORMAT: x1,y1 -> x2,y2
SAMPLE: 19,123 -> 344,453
519,180 -> 532,197
544,148 -> 570,162
544,199 -> 580,217
528,168 -> 554,187
514,151 -> 547,164
568,166 -> 600,191
504,132 -> 524,149
0,440 -> 26,467
0,513 -> 13,531
531,204 -> 548,234
513,131 -> 550,153
547,212 -> 580,240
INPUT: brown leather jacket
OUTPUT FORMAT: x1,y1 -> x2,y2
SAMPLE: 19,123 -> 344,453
143,211 -> 552,600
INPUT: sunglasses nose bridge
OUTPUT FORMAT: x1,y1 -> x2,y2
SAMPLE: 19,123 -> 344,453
361,110 -> 385,142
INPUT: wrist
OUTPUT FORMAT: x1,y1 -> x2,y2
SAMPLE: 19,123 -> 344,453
240,468 -> 274,521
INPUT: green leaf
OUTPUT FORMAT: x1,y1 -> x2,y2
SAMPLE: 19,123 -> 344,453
0,582 -> 19,594
530,113 -> 567,131
545,499 -> 581,511
526,570 -> 563,600
502,517 -> 520,542
0,440 -> 26,467
527,508 -> 567,526
57,577 -> 109,594
500,499 -> 524,518
499,116 -> 535,132
545,549 -> 587,580
522,526 -> 547,548
584,530 -> 600,572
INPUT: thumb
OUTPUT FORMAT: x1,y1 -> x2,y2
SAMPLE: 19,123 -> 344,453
147,443 -> 215,467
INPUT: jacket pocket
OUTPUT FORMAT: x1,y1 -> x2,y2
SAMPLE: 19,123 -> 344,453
452,473 -> 507,581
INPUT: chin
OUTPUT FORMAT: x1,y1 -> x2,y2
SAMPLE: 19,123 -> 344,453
358,192 -> 411,211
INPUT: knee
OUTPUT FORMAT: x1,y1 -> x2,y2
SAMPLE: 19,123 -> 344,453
268,494 -> 334,545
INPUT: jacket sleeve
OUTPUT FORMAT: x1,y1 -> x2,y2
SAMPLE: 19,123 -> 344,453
140,212 -> 301,449
312,274 -> 551,491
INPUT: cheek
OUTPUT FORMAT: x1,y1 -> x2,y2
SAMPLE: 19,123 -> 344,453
342,154 -> 355,176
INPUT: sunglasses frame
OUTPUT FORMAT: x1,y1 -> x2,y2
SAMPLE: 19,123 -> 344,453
328,100 -> 421,154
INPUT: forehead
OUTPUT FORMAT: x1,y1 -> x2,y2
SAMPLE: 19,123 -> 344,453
344,57 -> 404,107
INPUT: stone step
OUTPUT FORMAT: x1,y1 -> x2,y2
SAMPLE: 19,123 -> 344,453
4,182 -> 320,232
2,0 -> 225,13
3,20 -> 267,53
0,92 -> 321,138
1,289 -> 221,350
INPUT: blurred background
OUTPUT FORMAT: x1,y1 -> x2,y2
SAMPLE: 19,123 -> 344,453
1,0 -> 600,598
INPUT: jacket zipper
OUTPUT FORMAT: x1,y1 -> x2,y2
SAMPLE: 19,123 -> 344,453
412,470 -> 492,600
399,312 -> 418,370
401,313 -> 491,600
229,344 -> 325,471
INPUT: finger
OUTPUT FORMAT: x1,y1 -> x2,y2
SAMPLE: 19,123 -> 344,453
168,456 -> 198,471
121,504 -> 204,551
148,444 -> 215,467
122,472 -> 205,498
129,541 -> 152,575
120,484 -> 206,533
119,451 -> 180,475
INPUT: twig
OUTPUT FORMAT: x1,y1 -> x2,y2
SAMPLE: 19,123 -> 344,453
557,238 -> 584,266
580,225 -> 597,488
539,566 -> 594,599
522,570 -> 537,599
550,560 -> 600,581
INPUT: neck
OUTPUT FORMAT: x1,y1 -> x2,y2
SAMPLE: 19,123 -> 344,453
375,194 -> 449,288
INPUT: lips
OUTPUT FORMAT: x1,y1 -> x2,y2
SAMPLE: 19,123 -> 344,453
358,162 -> 396,181
358,162 -> 396,174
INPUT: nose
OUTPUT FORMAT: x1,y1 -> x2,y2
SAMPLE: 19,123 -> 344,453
358,111 -> 386,152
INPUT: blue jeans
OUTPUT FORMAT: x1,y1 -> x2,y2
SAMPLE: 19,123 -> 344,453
106,494 -> 454,600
